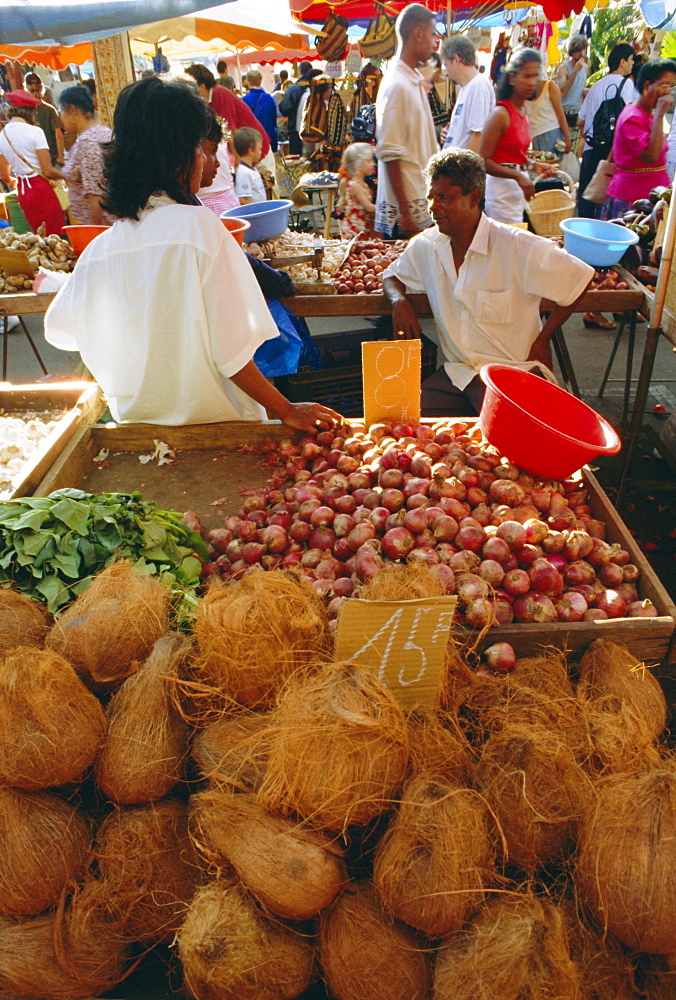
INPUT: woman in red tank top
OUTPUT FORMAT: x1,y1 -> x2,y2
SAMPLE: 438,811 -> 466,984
478,48 -> 542,224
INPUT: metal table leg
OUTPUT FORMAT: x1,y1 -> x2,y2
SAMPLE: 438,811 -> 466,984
618,322 -> 661,499
552,327 -> 580,398
0,312 -> 49,381
622,310 -> 637,424
598,312 -> 628,398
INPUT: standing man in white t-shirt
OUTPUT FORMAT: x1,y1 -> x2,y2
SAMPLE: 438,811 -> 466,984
557,33 -> 589,144
375,3 -> 438,238
442,35 -> 495,152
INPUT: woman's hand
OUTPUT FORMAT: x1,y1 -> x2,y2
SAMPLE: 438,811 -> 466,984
516,172 -> 536,200
279,401 -> 342,433
656,93 -> 674,117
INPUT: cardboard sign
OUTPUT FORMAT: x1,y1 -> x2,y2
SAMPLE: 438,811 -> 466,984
0,248 -> 34,278
362,339 -> 421,427
334,596 -> 457,710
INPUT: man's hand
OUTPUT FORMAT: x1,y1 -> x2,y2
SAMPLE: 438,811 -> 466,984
527,339 -> 553,370
392,297 -> 422,340
278,401 -> 342,433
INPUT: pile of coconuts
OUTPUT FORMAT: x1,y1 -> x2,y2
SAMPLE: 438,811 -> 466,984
195,417 -> 655,629
1,549 -> 674,999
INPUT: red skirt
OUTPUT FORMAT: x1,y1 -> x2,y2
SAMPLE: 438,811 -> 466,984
16,174 -> 66,236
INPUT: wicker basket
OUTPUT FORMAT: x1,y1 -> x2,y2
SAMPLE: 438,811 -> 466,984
526,188 -> 575,237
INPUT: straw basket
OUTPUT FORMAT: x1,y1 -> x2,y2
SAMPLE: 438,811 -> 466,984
526,188 -> 575,237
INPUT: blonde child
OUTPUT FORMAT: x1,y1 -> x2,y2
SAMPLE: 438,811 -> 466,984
337,142 -> 376,238
234,126 -> 266,205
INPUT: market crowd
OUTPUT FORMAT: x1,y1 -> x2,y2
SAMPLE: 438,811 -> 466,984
0,3 -> 673,422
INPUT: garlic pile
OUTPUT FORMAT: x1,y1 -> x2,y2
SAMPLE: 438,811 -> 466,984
245,231 -> 346,282
0,414 -> 61,496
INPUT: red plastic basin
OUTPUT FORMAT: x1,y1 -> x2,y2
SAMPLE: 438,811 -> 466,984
63,225 -> 110,254
479,364 -> 621,480
220,216 -> 251,246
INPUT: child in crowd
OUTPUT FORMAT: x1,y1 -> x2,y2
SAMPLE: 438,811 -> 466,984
234,127 -> 266,204
336,142 -> 376,238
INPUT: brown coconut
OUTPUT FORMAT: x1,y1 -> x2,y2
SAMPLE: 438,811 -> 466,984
0,586 -> 49,653
477,683 -> 590,759
192,570 -> 331,709
319,882 -> 432,1000
577,764 -> 676,955
578,695 -> 662,776
0,645 -> 107,790
559,898 -> 636,1000
178,880 -> 316,1000
95,633 -> 191,804
360,563 -> 447,601
96,798 -> 203,944
578,638 -> 667,739
433,893 -> 580,1000
373,775 -> 496,938
0,891 -> 130,1000
191,711 -> 270,791
258,660 -> 409,832
0,786 -> 91,917
476,723 -> 591,873
46,560 -> 170,689
511,651 -> 575,698
190,789 -> 347,920
406,709 -> 473,785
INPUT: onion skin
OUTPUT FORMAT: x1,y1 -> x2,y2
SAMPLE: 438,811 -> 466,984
484,642 -> 516,674
594,589 -> 627,619
513,591 -> 558,623
627,599 -> 658,618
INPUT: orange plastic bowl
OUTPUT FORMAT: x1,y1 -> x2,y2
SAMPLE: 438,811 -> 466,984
479,364 -> 621,480
220,216 -> 251,246
63,225 -> 110,254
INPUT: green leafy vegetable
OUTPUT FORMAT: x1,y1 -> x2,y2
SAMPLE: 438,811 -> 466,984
0,490 -> 207,616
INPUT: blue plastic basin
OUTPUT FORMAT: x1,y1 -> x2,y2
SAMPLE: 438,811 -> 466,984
221,199 -> 293,243
559,218 -> 639,267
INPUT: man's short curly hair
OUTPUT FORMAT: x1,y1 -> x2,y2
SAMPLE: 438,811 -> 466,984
424,147 -> 486,195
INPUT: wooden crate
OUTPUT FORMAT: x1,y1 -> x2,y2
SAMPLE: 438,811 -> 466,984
1,382 -> 104,500
27,414 -> 676,667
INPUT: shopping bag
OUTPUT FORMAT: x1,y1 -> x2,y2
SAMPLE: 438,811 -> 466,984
559,151 -> 580,184
316,12 -> 348,62
360,9 -> 397,60
254,300 -> 322,378
582,159 -> 615,205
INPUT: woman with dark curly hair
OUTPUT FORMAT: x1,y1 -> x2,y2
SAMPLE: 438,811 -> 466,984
59,84 -> 114,225
44,77 -> 339,431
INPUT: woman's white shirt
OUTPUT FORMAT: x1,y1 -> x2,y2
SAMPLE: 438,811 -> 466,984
0,119 -> 48,176
44,195 -> 279,424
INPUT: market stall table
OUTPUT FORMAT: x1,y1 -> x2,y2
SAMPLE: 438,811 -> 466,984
0,291 -> 56,381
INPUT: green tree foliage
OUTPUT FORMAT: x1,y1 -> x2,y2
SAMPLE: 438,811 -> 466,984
589,3 -> 640,75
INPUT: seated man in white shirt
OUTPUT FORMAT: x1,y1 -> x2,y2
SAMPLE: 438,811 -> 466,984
441,35 -> 495,152
382,148 -> 593,416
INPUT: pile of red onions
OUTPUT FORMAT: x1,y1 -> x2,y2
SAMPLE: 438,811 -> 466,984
193,418 -> 652,627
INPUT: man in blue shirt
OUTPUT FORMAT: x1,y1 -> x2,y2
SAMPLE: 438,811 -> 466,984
243,70 -> 278,153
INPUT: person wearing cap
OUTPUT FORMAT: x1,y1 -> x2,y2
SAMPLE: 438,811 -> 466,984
0,89 -> 67,236
24,73 -> 64,166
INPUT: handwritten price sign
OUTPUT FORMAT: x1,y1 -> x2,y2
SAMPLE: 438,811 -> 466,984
334,596 -> 457,710
362,340 -> 421,427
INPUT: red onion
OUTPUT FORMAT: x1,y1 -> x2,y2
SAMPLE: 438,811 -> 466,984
382,527 -> 415,560
528,558 -> 561,596
379,467 -> 405,489
587,538 -> 620,568
410,453 -> 432,479
529,487 -> 552,512
562,529 -> 594,561
492,462 -> 519,480
627,599 -> 658,618
392,422 -> 414,440
467,453 -> 493,472
542,531 -> 565,554
407,546 -> 440,566
347,522 -> 376,552
289,520 -> 312,543
361,491 -> 382,510
333,514 -> 356,538
269,511 -> 291,530
436,564 -> 455,593
310,506 -> 335,528
482,536 -> 511,565
457,467 -> 479,488
246,510 -> 267,527
369,507 -> 391,533
513,591 -> 558,623
594,589 -> 627,619
301,548 -> 323,569
449,550 -> 481,574
333,578 -> 354,598
337,454 -> 360,475
385,510 -> 407,531
439,497 -> 467,519
622,563 -> 640,583
489,479 -> 525,507
351,488 -> 372,506
381,488 -> 405,513
433,516 -> 460,542
496,520 -> 527,552
236,520 -> 258,542
493,598 -> 514,625
415,528 -> 436,548
242,542 -> 265,565
403,507 -> 428,534
555,591 -> 588,622
598,562 -> 623,588
295,484 -> 323,504
333,495 -> 356,516
457,573 -> 490,605
470,503 -> 492,527
260,525 -> 288,553
584,608 -> 609,621
309,526 -> 336,551
436,543 -> 458,565
490,505 -> 514,526
502,568 -> 531,597
615,582 -> 638,606
333,538 -> 352,562
466,597 -> 495,629
523,518 -> 548,545
484,641 -> 516,673
354,543 -> 384,581
479,559 -> 505,587
241,494 -> 267,513
503,555 -> 519,573
494,587 -> 514,605
348,472 -> 372,492
403,477 -> 430,499
297,499 -> 321,522
511,504 -> 541,525
456,524 -> 487,553
571,583 -> 596,604
545,553 -> 567,573
406,494 -> 431,511
206,528 -> 233,553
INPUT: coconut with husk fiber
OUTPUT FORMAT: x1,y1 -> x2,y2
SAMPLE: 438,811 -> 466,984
95,633 -> 191,803
96,798 -> 203,944
190,789 -> 347,920
559,898 -> 636,1000
577,763 -> 676,955
406,709 -> 473,785
360,563 -> 448,601
578,695 -> 662,776
46,561 -> 170,689
0,586 -> 49,654
373,775 -> 497,938
433,892 -> 580,1000
0,785 -> 91,917
510,651 -> 575,698
319,882 -> 432,1000
191,711 -> 270,791
476,723 -> 591,873
578,638 -> 667,739
191,570 -> 331,710
178,880 -> 316,1000
0,645 -> 107,790
0,884 -> 131,1000
258,660 -> 409,832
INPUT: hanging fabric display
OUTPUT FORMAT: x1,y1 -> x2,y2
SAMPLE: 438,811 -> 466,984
316,12 -> 349,62
360,6 -> 397,60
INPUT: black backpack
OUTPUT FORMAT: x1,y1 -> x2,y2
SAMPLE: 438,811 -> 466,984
350,104 -> 376,143
586,76 -> 630,159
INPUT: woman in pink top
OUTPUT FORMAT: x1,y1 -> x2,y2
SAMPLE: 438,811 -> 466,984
60,85 -> 115,225
602,58 -> 676,221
